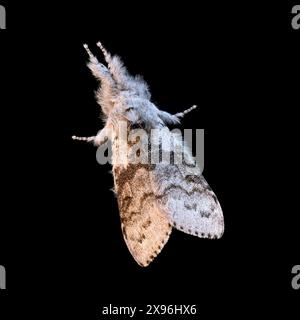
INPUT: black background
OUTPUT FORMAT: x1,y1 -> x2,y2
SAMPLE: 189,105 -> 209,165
0,1 -> 299,318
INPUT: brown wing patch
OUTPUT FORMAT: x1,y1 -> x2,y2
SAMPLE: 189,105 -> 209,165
114,164 -> 172,267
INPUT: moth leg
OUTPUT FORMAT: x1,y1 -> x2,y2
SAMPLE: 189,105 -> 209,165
72,133 -> 107,146
158,110 -> 181,125
96,41 -> 112,66
158,105 -> 197,125
72,125 -> 111,146
96,41 -> 129,88
175,105 -> 198,119
73,117 -> 113,146
72,135 -> 95,142
93,127 -> 110,146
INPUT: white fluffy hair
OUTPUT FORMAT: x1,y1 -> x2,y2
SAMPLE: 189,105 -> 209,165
73,42 -> 197,145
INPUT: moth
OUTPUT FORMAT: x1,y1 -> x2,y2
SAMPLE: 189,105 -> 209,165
73,42 -> 224,267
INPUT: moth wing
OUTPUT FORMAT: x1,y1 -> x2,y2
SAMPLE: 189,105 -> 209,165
113,164 -> 172,267
150,163 -> 224,239
149,128 -> 224,239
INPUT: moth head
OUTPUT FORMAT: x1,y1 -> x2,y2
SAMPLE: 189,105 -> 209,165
83,42 -> 151,121
109,99 -> 146,130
